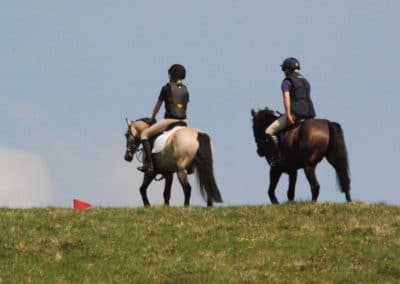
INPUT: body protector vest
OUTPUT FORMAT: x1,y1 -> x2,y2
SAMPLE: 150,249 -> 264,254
164,82 -> 189,119
287,73 -> 316,118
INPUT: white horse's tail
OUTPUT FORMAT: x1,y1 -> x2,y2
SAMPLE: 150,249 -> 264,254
194,133 -> 223,203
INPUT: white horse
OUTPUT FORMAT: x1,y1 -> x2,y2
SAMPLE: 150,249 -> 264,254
124,118 -> 223,207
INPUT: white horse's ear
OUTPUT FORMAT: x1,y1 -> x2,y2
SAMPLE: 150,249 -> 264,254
126,118 -> 132,126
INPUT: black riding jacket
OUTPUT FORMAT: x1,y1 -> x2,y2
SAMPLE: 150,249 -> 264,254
158,82 -> 189,119
286,72 -> 316,118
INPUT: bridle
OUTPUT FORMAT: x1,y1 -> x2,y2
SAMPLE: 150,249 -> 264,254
252,112 -> 270,157
125,129 -> 142,159
124,126 -> 163,181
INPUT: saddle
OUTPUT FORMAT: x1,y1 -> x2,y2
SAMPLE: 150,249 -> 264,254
270,118 -> 309,166
151,122 -> 187,154
147,121 -> 188,145
276,118 -> 308,142
165,120 -> 187,131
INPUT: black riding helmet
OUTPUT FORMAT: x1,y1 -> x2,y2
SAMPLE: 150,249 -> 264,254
168,64 -> 186,80
281,57 -> 300,72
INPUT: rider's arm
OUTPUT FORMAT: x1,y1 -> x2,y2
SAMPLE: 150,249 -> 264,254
150,100 -> 162,123
283,91 -> 295,124
281,79 -> 295,124
150,86 -> 166,123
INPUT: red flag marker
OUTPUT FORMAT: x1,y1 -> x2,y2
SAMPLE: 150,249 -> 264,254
73,198 -> 92,210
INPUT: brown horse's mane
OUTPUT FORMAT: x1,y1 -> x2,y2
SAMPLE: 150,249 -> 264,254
258,107 -> 280,122
252,107 -> 280,141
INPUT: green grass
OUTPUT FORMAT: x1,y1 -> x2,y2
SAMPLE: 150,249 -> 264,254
1,203 -> 400,283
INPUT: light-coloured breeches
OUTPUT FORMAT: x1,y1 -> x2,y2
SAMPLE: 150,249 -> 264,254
140,118 -> 188,140
265,116 -> 292,142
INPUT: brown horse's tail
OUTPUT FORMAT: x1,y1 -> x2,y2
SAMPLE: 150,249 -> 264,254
194,133 -> 223,203
327,122 -> 351,198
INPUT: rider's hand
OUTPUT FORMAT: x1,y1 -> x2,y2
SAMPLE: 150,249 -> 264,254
287,114 -> 295,124
150,118 -> 156,125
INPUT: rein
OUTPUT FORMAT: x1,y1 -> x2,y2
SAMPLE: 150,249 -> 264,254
134,143 -> 164,182
135,145 -> 144,163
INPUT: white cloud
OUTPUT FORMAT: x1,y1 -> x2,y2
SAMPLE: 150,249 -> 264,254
0,99 -> 41,123
12,102 -> 41,122
0,146 -> 55,208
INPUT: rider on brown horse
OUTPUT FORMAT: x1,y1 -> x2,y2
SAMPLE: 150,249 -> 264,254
265,57 -> 316,166
139,64 -> 190,173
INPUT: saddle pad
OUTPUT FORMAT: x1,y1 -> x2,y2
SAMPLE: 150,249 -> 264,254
152,126 -> 185,154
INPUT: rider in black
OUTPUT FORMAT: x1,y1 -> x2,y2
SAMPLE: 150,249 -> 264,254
139,64 -> 190,172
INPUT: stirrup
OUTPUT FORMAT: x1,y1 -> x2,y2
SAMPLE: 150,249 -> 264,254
137,165 -> 154,173
270,159 -> 279,167
137,166 -> 146,173
268,152 -> 280,167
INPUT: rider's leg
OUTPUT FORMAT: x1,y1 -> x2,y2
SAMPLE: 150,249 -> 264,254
138,119 -> 179,172
265,116 -> 288,166
139,139 -> 154,172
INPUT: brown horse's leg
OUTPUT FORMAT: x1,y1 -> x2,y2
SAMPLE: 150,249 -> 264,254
304,166 -> 320,202
163,173 -> 173,206
139,171 -> 157,207
268,167 -> 282,204
177,171 -> 192,206
287,170 -> 298,202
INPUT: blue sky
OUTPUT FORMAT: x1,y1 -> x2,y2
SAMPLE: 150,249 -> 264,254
1,1 -> 399,207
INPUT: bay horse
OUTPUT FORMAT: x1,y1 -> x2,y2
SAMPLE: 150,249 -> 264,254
124,118 -> 223,207
251,107 -> 351,204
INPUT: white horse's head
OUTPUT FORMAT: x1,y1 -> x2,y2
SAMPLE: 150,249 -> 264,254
123,118 -> 150,162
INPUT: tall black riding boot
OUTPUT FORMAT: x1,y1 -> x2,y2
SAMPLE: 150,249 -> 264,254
137,140 -> 154,173
265,134 -> 279,166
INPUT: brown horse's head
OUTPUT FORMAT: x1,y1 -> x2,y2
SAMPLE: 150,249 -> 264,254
251,108 -> 279,157
124,118 -> 151,162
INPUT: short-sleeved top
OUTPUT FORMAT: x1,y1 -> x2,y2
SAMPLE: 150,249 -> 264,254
281,79 -> 291,93
158,82 -> 190,119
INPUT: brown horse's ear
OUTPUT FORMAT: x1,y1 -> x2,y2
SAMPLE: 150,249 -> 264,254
126,118 -> 132,126
251,109 -> 256,118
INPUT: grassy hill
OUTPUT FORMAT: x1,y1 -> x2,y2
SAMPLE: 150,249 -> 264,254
1,203 -> 399,283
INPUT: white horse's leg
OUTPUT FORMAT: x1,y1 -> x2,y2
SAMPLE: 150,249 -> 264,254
140,171 -> 157,207
177,170 -> 191,206
163,173 -> 173,206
